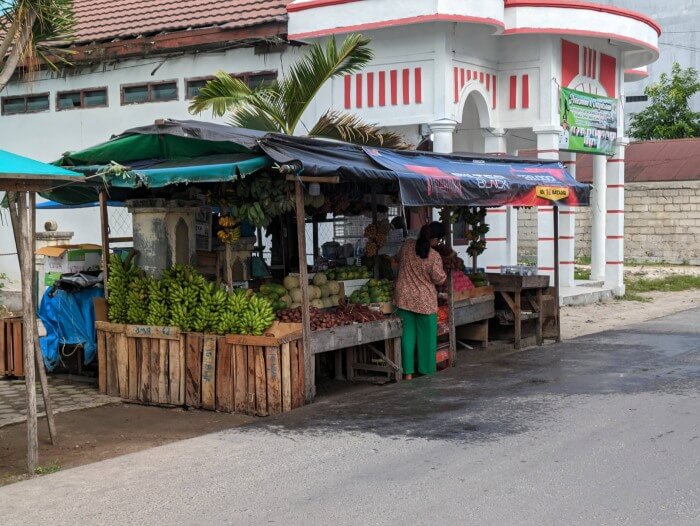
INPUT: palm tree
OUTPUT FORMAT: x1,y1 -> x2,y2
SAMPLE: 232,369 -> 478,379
0,0 -> 74,92
189,34 -> 407,148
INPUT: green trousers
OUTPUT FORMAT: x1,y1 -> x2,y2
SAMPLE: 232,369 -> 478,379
396,308 -> 437,375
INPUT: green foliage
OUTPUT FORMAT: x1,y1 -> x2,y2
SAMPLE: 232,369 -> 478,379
625,274 -> 700,293
629,62 -> 700,140
34,460 -> 61,475
189,34 -> 406,148
574,267 -> 591,280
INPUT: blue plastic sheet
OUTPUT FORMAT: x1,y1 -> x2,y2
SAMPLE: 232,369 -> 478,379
38,287 -> 104,371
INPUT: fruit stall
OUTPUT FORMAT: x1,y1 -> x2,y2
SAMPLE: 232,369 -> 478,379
44,120 -> 589,416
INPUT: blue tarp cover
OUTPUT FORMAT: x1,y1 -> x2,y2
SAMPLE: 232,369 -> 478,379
38,287 -> 104,371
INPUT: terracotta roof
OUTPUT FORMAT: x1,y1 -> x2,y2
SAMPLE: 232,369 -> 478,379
72,0 -> 291,44
575,139 -> 700,183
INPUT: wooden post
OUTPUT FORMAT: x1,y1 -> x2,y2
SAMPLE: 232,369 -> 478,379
29,193 -> 57,444
443,210 -> 456,366
224,243 -> 233,290
294,180 -> 314,402
371,185 -> 379,278
18,192 -> 38,474
98,190 -> 110,298
553,205 -> 561,342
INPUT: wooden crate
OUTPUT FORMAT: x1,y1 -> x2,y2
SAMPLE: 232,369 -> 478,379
184,322 -> 305,416
96,322 -> 185,406
453,285 -> 494,302
1,316 -> 24,377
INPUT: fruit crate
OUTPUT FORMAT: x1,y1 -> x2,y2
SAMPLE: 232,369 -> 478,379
1,316 -> 24,377
183,322 -> 305,416
96,321 -> 186,406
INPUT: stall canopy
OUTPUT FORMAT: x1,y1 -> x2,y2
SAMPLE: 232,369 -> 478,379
259,134 -> 590,207
45,119 -> 271,205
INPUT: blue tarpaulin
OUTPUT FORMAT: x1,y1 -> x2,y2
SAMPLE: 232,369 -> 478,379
38,287 -> 104,371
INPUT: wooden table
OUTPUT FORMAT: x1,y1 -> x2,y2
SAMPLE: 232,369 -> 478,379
486,274 -> 550,349
308,317 -> 403,382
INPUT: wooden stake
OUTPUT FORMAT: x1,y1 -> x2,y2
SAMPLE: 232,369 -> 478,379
443,211 -> 456,367
294,180 -> 314,402
224,243 -> 233,290
18,192 -> 38,474
29,193 -> 57,444
98,191 -> 110,298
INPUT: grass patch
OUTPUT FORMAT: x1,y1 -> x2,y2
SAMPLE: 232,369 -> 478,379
625,275 -> 700,294
575,255 -> 591,265
34,461 -> 61,476
574,267 -> 591,280
620,291 -> 653,302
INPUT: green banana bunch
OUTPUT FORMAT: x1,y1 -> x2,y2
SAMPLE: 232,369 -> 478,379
107,254 -> 139,324
237,294 -> 276,336
126,277 -> 150,324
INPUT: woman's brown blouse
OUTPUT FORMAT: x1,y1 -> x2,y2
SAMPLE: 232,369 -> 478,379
393,239 -> 447,315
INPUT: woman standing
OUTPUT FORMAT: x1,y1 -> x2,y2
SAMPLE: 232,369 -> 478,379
393,221 -> 447,380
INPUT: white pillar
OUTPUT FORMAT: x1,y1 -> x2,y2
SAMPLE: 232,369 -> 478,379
533,126 -> 560,285
605,138 -> 628,295
481,128 -> 510,272
590,154 -> 607,282
429,119 -> 457,222
558,151 -> 577,287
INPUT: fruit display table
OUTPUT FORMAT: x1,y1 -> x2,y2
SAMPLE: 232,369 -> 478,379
486,273 -> 551,349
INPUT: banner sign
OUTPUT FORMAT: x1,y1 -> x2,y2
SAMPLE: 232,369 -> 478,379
363,148 -> 589,207
559,87 -> 618,156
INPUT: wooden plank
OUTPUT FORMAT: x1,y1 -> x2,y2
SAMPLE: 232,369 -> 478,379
308,318 -> 404,355
453,300 -> 496,327
149,337 -> 160,402
0,319 -> 6,375
294,179 -> 314,403
12,319 -> 23,377
105,332 -> 119,397
201,335 -> 217,410
158,339 -> 168,404
297,338 -> 305,406
95,321 -> 127,333
290,340 -> 301,409
185,333 -> 202,408
265,346 -> 282,415
254,346 -> 268,416
127,336 -> 138,400
168,339 -> 181,405
281,342 -> 292,413
97,329 -> 107,394
246,346 -> 256,414
140,338 -> 151,402
124,324 -> 181,340
215,338 -> 234,413
116,333 -> 129,399
234,344 -> 247,414
178,336 -> 186,405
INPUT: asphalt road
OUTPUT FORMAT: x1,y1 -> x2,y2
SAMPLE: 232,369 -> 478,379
2,308 -> 699,525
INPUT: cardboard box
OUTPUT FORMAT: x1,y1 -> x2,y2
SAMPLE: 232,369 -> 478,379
36,244 -> 102,286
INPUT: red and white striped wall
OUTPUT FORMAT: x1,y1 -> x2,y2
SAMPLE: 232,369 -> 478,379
453,66 -> 498,109
561,39 -> 616,97
605,139 -> 627,294
343,67 -> 423,110
558,151 -> 577,287
507,73 -> 530,110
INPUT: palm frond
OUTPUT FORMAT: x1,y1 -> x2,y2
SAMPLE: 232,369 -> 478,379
280,34 -> 373,132
308,110 -> 410,149
188,71 -> 259,116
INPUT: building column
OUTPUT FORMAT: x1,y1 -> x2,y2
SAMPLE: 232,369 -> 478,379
590,154 -> 607,282
533,126 -> 561,285
429,119 -> 457,223
605,138 -> 628,295
558,151 -> 577,287
481,128 -> 511,272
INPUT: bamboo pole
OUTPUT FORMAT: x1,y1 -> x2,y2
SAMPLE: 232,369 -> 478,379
294,180 -> 314,402
18,192 -> 38,474
30,193 -> 57,444
98,191 -> 110,298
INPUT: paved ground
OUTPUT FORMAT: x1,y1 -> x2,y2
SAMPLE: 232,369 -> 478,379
1,308 -> 699,525
0,376 -> 115,428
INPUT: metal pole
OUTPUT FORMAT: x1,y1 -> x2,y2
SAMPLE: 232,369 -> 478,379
553,205 -> 561,342
98,191 -> 110,298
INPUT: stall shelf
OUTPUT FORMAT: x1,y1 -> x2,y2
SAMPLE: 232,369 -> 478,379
1,315 -> 24,377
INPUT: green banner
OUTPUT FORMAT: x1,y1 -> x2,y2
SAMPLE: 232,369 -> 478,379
559,87 -> 618,156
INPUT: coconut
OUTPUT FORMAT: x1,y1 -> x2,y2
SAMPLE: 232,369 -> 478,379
323,297 -> 334,308
280,294 -> 292,306
290,288 -> 303,303
312,272 -> 328,286
290,302 -> 301,309
283,275 -> 300,291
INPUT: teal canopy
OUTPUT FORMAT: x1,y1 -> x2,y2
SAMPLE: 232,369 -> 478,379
1,148 -> 80,178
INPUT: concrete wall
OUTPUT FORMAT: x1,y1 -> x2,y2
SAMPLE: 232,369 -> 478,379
518,181 -> 700,264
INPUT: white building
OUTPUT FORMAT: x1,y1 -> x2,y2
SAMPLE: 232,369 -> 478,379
0,0 -> 661,299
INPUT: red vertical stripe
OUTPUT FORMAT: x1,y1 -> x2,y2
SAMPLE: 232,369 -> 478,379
486,74 -> 490,91
344,75 -> 351,109
367,72 -> 374,107
460,68 -> 465,88
467,70 -> 472,81
479,72 -> 484,83
583,47 -> 588,77
561,39 -> 580,87
522,74 -> 529,109
390,70 -> 398,105
509,75 -> 517,109
414,67 -> 422,104
473,70 -> 477,80
492,75 -> 497,109
379,71 -> 386,106
453,67 -> 458,102
402,68 -> 410,104
356,73 -> 363,108
592,51 -> 597,78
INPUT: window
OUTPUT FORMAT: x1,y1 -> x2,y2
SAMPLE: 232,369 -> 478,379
1,93 -> 50,115
120,81 -> 178,105
185,71 -> 277,99
626,95 -> 648,103
57,88 -> 108,110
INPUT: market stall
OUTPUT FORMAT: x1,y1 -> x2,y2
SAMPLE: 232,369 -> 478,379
46,119 -> 588,415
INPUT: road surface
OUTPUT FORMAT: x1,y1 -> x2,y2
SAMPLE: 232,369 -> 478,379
2,308 -> 699,525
